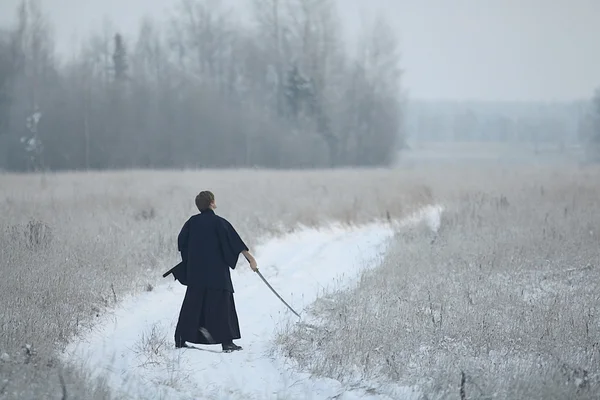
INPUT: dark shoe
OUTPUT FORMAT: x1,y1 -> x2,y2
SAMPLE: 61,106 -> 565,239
222,342 -> 243,352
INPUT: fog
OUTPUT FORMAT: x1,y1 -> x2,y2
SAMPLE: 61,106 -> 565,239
2,4 -> 600,398
0,0 -> 599,172
2,0 -> 599,101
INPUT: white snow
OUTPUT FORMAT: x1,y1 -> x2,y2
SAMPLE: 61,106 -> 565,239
62,205 -> 442,400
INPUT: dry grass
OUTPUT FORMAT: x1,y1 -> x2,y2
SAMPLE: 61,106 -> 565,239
4,165 -> 598,399
0,168 -> 430,399
276,165 -> 600,399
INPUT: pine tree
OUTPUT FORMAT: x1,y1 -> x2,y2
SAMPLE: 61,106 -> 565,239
284,63 -> 312,120
0,34 -> 13,137
112,33 -> 128,82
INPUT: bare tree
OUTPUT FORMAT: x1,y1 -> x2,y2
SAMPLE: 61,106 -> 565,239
579,88 -> 600,162
276,0 -> 347,166
592,89 -> 600,144
350,15 -> 404,165
0,31 -> 14,136
131,18 -> 178,166
251,0 -> 294,116
0,31 -> 15,169
6,0 -> 57,171
172,0 -> 235,89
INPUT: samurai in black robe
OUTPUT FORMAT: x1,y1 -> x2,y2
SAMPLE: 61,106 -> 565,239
173,206 -> 252,352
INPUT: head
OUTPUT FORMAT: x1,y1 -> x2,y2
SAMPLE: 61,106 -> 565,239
195,190 -> 216,212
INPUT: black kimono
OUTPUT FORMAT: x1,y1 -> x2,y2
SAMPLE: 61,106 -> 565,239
173,209 -> 248,347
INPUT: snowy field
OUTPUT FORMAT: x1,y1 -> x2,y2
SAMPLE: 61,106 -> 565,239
1,166 -> 599,399
62,206 -> 441,400
0,169 -> 430,399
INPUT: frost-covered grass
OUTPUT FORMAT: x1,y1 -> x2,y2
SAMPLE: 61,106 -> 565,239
4,166 -> 599,399
276,165 -> 600,399
0,168 -> 430,399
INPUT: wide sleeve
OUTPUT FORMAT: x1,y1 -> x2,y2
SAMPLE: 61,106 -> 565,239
218,218 -> 249,269
177,218 -> 191,261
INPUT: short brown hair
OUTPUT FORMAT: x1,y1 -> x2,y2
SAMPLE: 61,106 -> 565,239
195,191 -> 215,211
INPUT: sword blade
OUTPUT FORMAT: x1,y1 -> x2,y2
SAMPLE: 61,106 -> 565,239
256,270 -> 301,318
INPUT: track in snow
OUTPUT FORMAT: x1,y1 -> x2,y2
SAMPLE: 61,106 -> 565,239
63,205 -> 442,400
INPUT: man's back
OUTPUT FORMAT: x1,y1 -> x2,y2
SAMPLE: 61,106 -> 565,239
178,209 -> 247,292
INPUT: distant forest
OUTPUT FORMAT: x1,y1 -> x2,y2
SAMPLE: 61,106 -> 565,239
405,100 -> 591,148
0,0 -> 403,171
0,1 -> 598,172
406,97 -> 600,162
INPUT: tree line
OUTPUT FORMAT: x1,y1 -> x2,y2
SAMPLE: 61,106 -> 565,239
579,89 -> 600,161
405,95 -> 600,162
0,0 -> 404,172
406,100 -> 586,149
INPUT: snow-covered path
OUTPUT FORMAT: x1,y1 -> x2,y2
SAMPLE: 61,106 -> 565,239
63,206 -> 441,400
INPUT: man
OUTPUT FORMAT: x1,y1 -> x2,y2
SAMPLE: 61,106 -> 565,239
174,190 -> 258,352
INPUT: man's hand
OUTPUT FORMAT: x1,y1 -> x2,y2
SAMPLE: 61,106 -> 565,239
242,250 -> 259,272
249,259 -> 258,272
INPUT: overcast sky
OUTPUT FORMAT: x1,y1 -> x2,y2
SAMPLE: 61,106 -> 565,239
1,0 -> 599,102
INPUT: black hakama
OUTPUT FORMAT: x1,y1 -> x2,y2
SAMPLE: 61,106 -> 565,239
175,287 -> 241,345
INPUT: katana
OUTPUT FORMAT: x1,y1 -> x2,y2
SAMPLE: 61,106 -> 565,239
255,269 -> 301,318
